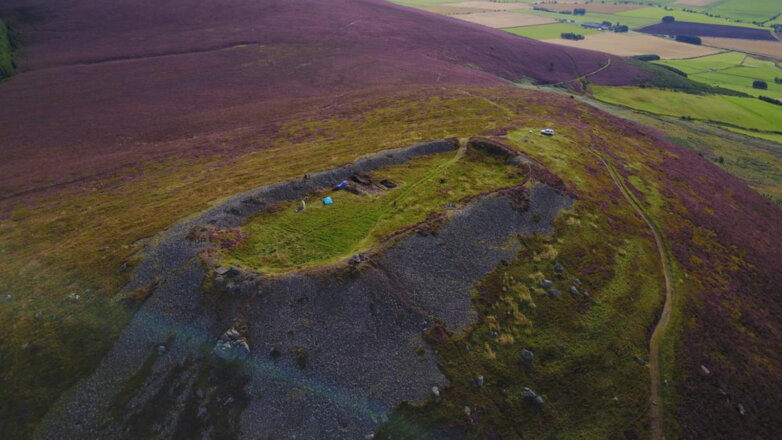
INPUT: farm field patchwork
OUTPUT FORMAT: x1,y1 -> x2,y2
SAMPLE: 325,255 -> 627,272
698,0 -> 782,23
512,6 -> 767,30
618,7 -> 769,28
655,51 -> 782,97
511,8 -> 663,28
542,33 -> 722,59
529,2 -> 643,14
592,85 -> 782,133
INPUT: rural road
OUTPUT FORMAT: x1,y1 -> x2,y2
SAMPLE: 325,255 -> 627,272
590,149 -> 673,440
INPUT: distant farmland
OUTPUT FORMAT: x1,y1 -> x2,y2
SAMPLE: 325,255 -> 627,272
638,21 -> 777,40
655,52 -> 782,97
702,37 -> 782,59
454,11 -> 554,28
543,33 -> 721,59
592,86 -> 782,133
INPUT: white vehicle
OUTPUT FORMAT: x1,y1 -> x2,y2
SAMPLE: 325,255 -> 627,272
541,128 -> 555,136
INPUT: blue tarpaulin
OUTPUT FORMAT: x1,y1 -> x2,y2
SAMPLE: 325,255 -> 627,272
322,197 -> 334,205
335,180 -> 349,190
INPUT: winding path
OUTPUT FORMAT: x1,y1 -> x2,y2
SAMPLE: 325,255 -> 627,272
590,148 -> 673,440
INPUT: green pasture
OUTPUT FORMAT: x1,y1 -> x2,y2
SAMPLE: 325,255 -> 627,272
513,9 -> 657,29
656,52 -> 782,96
592,85 -> 782,132
700,0 -> 782,23
505,22 -> 601,40
623,7 -> 767,28
226,148 -> 519,273
0,21 -> 14,79
512,6 -> 766,33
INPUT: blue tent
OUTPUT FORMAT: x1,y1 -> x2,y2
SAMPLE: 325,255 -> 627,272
322,196 -> 334,205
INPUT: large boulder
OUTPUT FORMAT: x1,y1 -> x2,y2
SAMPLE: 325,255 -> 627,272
213,322 -> 251,361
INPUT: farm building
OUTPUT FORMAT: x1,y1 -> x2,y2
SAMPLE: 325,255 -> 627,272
581,22 -> 605,30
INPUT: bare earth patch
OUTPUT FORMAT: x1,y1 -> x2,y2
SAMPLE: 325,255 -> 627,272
544,33 -> 722,59
419,5 -> 492,15
701,37 -> 782,59
447,1 -> 532,11
455,11 -> 555,28
532,2 -> 642,13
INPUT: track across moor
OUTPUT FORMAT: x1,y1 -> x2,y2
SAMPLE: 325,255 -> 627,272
590,148 -> 674,440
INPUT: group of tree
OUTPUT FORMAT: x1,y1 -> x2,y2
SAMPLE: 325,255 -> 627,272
753,80 -> 768,90
774,77 -> 782,84
633,54 -> 661,62
759,96 -> 782,106
573,8 -> 586,16
675,35 -> 702,45
561,32 -> 585,41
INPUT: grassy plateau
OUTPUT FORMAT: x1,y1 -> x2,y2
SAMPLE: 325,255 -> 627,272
226,149 -> 519,273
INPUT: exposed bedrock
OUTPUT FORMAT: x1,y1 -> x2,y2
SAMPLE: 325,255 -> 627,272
36,141 -> 571,440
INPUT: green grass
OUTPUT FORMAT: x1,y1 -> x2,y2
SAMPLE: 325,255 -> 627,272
726,127 -> 782,144
629,59 -> 750,96
512,6 -> 767,32
514,9 -> 658,29
0,20 -> 15,79
656,51 -> 747,74
505,22 -> 601,40
700,0 -> 782,23
592,85 -> 782,132
226,149 -> 519,273
620,6 -> 767,28
656,52 -> 782,97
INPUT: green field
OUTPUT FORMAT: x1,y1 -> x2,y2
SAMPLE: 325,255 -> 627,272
505,22 -> 601,40
514,9 -> 658,29
592,85 -> 782,133
512,6 -> 767,32
700,0 -> 782,23
621,7 -> 767,28
656,52 -> 782,97
0,20 -> 15,79
226,148 -> 519,273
